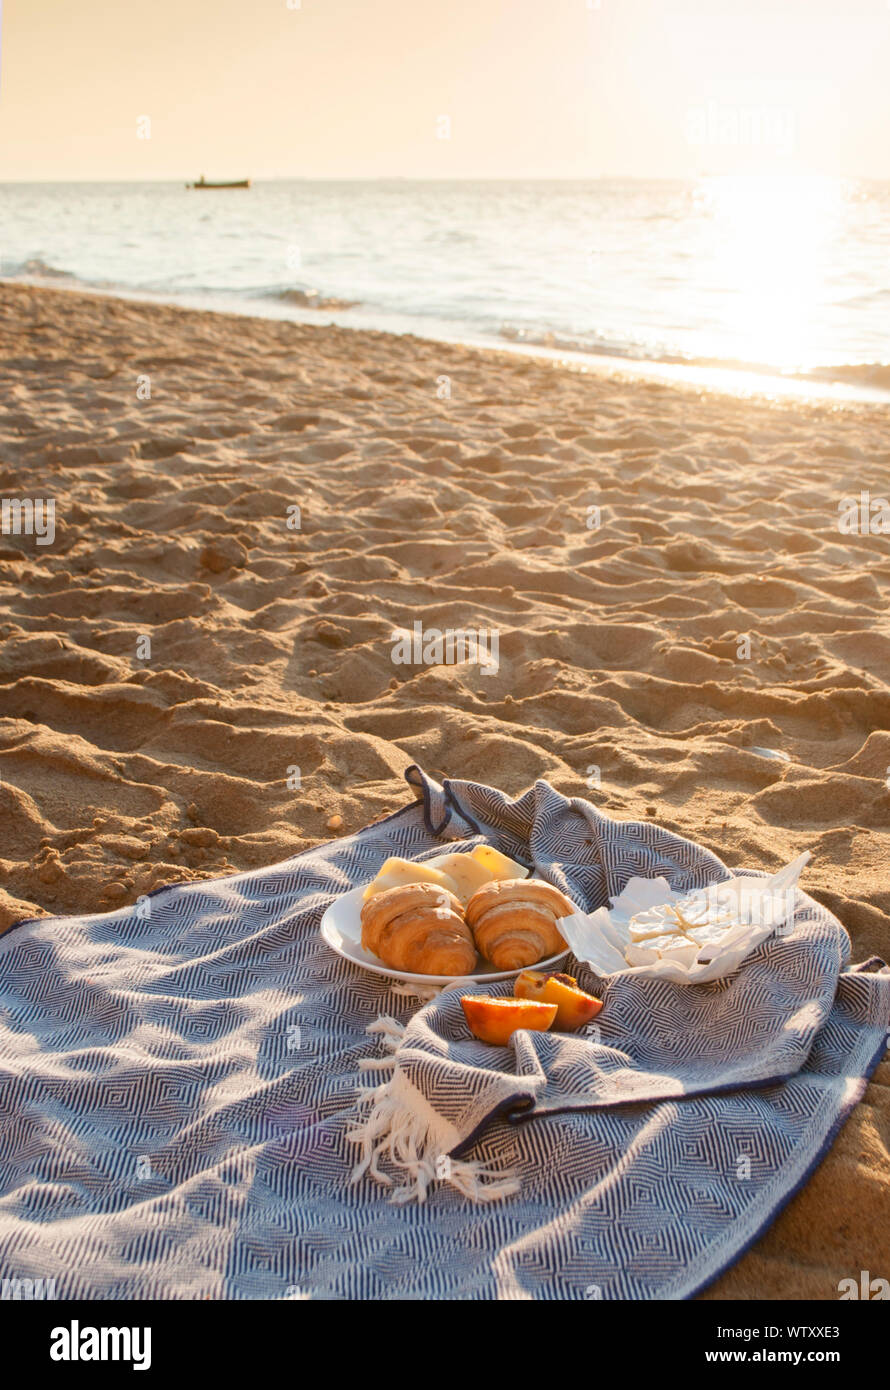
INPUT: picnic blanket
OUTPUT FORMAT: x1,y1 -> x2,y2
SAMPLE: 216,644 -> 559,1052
0,766 -> 887,1300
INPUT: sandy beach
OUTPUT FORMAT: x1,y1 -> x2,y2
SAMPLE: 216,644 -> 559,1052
1,280 -> 888,1297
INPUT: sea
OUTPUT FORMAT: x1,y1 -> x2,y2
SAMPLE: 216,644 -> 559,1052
2,177 -> 889,400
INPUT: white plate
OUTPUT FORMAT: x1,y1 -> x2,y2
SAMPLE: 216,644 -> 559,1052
320,883 -> 570,986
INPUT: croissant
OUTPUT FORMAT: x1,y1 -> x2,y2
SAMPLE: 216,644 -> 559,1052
464,879 -> 574,971
360,882 -> 478,976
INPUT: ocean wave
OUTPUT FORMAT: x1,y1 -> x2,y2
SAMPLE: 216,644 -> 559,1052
267,286 -> 359,311
3,256 -> 75,281
497,322 -> 683,363
496,323 -> 890,392
833,286 -> 890,309
801,362 -> 890,390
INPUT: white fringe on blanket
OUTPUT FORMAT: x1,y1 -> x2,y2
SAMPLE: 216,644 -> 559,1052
347,1017 -> 521,1204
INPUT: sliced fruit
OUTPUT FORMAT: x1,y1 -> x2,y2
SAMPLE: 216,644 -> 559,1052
425,851 -> 496,904
513,971 -> 603,1031
471,845 -> 530,882
362,856 -> 461,901
460,995 -> 557,1045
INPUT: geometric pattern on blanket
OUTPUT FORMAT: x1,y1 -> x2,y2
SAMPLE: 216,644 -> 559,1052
0,765 -> 887,1299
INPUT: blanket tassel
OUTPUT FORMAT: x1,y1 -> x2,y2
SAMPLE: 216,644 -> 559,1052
346,1016 -> 521,1205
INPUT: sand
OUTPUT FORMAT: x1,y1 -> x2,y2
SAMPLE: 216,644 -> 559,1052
0,280 -> 888,1297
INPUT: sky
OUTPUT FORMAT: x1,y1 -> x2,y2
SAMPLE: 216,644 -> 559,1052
1,0 -> 889,181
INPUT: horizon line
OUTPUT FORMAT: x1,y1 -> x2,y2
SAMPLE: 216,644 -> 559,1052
2,172 -> 887,186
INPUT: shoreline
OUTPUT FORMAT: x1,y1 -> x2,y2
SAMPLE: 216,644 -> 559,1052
6,273 -> 890,408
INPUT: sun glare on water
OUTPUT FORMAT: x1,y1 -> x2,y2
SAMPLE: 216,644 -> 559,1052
694,174 -> 846,373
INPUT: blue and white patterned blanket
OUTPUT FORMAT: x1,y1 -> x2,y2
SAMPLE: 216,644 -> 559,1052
1,766 -> 887,1299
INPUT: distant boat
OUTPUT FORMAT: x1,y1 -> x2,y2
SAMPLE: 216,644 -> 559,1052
187,176 -> 250,190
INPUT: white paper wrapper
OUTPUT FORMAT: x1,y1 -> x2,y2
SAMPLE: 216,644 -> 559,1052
558,852 -> 811,984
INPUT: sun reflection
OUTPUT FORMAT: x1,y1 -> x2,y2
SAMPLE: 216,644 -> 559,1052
693,175 -> 846,372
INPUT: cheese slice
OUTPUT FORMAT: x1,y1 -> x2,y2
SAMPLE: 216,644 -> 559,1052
470,845 -> 529,881
625,933 -> 699,968
627,901 -> 709,942
361,856 -> 461,902
655,938 -> 700,968
628,921 -> 686,943
624,941 -> 659,967
686,920 -> 731,949
425,852 -> 496,905
361,844 -> 529,904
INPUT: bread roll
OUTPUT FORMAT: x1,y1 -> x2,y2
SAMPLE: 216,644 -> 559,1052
464,878 -> 573,971
359,882 -> 477,976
